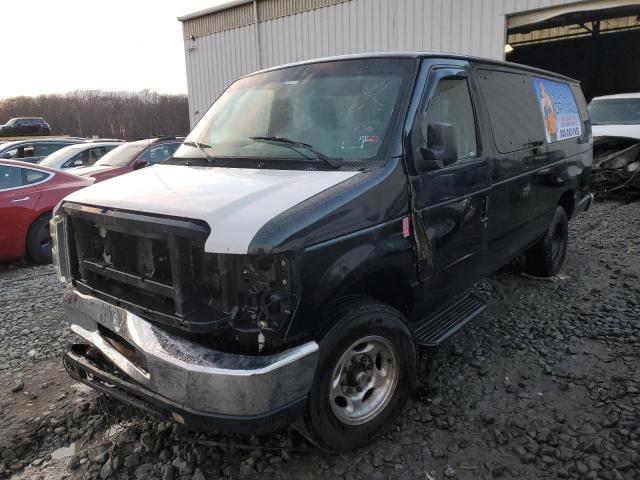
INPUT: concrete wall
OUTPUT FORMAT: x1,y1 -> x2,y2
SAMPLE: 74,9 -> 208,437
183,0 -> 584,125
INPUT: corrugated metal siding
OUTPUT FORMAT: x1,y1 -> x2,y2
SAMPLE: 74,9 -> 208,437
183,0 -> 586,125
258,0 -> 350,21
182,3 -> 254,39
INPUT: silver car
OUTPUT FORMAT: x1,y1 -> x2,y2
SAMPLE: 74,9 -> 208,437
38,141 -> 123,170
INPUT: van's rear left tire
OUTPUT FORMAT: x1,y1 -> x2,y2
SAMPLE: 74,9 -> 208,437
524,206 -> 568,277
302,297 -> 417,451
26,214 -> 53,264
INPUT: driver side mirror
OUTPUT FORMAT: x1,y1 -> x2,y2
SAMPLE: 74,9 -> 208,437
417,122 -> 458,171
0,153 -> 11,159
73,159 -> 84,167
132,159 -> 147,170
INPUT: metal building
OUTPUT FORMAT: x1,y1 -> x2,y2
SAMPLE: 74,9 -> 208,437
179,0 -> 640,126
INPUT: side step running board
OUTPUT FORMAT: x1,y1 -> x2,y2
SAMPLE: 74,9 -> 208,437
414,293 -> 486,347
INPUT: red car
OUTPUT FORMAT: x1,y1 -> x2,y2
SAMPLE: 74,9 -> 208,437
0,160 -> 94,263
73,137 -> 183,183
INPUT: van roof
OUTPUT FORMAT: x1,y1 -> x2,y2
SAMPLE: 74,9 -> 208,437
245,51 -> 578,83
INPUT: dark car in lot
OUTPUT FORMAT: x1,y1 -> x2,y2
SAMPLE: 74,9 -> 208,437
0,138 -> 85,164
0,117 -> 51,136
54,53 -> 593,451
72,136 -> 183,182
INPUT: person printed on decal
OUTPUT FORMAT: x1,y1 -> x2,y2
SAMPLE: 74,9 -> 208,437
539,82 -> 558,142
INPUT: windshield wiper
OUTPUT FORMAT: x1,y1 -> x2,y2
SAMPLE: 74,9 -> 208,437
183,140 -> 215,164
250,136 -> 342,168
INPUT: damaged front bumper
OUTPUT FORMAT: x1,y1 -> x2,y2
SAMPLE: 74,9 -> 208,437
592,136 -> 640,192
62,287 -> 319,433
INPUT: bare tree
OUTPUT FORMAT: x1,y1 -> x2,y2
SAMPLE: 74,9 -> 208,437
0,90 -> 190,139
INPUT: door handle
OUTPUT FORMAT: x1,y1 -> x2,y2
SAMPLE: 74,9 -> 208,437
11,196 -> 31,203
480,194 -> 489,222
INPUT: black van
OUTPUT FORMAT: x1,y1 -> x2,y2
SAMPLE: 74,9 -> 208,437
54,53 -> 592,451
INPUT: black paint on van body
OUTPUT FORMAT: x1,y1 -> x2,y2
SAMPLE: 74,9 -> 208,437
249,53 -> 592,347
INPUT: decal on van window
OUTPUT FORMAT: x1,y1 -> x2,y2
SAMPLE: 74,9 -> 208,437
532,77 -> 582,143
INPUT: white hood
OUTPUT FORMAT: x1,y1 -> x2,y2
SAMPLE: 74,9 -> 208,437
64,165 -> 359,254
592,124 -> 640,140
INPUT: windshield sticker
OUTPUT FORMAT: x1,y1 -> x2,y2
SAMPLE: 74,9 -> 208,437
532,77 -> 582,143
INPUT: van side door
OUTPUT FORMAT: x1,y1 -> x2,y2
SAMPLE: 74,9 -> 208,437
406,61 -> 490,311
474,68 -> 551,270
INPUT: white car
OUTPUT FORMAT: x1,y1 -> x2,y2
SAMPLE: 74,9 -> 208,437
38,141 -> 123,171
588,93 -> 640,190
589,92 -> 640,140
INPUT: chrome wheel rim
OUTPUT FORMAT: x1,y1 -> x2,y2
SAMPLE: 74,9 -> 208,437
329,335 -> 399,425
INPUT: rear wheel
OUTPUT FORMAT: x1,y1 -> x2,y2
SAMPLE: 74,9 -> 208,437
524,206 -> 568,277
26,214 -> 53,264
302,298 -> 416,451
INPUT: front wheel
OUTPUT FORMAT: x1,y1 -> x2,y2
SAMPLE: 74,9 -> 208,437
524,206 -> 568,277
26,214 -> 53,264
302,298 -> 417,451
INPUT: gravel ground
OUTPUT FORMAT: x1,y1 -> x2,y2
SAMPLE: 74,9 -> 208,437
0,198 -> 638,480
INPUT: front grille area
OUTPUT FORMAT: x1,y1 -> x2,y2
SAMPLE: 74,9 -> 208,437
63,202 -> 223,332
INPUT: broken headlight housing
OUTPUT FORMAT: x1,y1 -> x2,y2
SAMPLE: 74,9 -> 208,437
50,210 -> 71,282
194,252 -> 299,353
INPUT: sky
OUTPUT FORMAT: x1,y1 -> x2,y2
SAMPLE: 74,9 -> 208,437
1,0 -> 229,99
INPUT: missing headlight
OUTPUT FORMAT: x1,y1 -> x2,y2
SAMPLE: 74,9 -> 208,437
195,252 -> 298,353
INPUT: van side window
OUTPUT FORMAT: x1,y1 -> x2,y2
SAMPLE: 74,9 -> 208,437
477,70 -> 545,153
415,77 -> 479,164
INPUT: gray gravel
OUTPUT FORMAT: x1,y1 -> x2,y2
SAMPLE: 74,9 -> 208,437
0,265 -> 71,375
1,198 -> 639,480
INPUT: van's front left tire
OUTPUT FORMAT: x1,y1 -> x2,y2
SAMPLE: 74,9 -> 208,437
302,298 -> 417,451
524,206 -> 568,277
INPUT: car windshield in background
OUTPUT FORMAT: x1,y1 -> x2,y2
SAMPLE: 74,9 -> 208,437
95,142 -> 143,166
589,98 -> 640,125
39,145 -> 81,167
172,58 -> 414,169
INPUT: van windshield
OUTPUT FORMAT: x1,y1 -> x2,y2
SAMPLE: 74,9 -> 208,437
172,58 -> 414,170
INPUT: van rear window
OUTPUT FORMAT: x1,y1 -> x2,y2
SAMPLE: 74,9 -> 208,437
477,70 -> 545,154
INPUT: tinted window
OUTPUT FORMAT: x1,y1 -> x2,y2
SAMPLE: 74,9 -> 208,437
589,98 -> 640,126
61,152 -> 84,168
147,143 -> 179,164
35,143 -> 68,157
23,168 -> 49,185
84,147 -> 108,166
0,147 -> 21,159
3,145 -> 36,158
0,166 -> 22,189
417,77 -> 478,162
477,70 -> 545,154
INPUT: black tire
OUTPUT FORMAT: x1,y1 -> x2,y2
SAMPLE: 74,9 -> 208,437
26,214 -> 53,264
302,297 -> 417,451
524,206 -> 568,277
38,127 -> 49,136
